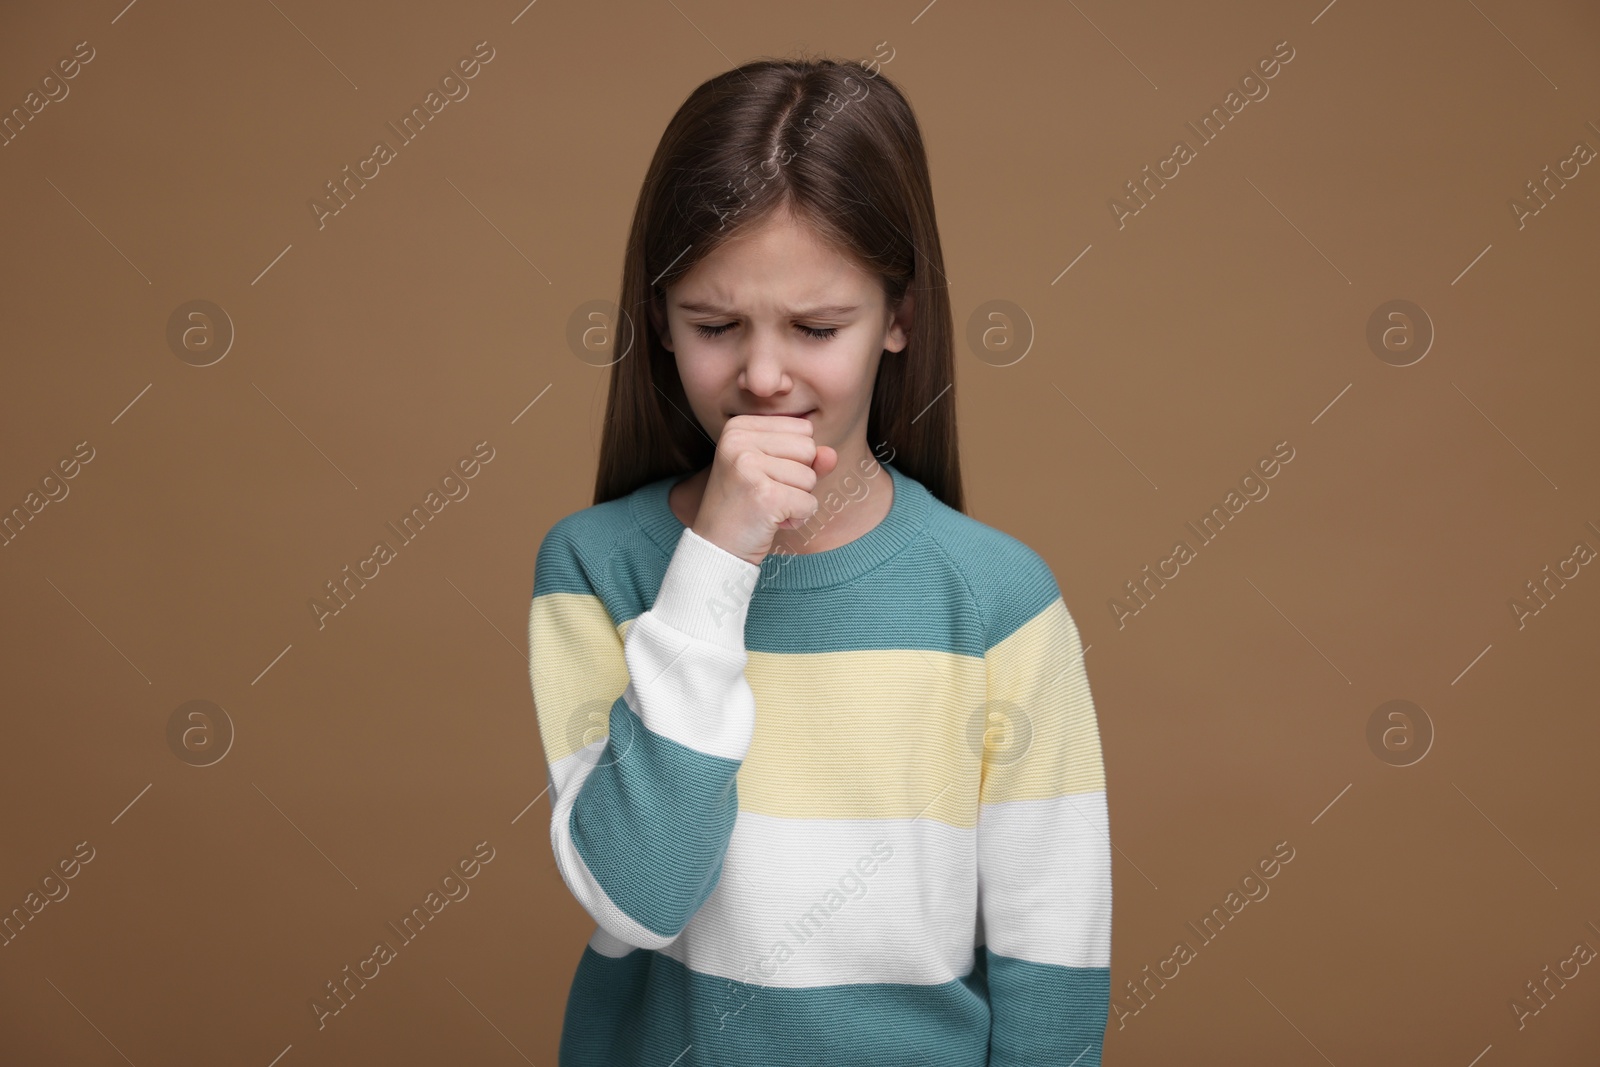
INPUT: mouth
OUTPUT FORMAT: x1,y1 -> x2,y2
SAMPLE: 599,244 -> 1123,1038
738,408 -> 815,419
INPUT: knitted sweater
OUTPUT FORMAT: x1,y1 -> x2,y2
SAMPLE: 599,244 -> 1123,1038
528,461 -> 1111,1066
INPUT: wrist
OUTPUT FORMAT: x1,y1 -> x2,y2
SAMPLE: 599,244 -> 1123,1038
689,520 -> 765,568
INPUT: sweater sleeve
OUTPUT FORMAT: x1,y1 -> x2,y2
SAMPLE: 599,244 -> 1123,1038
977,588 -> 1112,1066
529,522 -> 761,950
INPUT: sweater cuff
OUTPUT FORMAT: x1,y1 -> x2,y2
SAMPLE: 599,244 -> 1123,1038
649,527 -> 761,650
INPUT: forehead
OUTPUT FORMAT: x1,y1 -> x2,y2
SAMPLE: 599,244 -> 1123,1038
672,212 -> 880,311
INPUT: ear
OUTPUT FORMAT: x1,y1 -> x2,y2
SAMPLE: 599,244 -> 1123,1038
650,293 -> 674,353
884,289 -> 914,353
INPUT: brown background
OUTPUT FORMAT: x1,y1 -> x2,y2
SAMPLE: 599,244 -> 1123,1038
2,0 -> 1598,1063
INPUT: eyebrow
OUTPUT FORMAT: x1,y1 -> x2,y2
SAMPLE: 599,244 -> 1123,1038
676,301 -> 860,319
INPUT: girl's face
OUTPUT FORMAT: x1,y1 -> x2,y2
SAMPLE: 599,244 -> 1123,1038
651,208 -> 912,464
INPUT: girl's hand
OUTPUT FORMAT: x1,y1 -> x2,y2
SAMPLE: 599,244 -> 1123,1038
691,414 -> 839,566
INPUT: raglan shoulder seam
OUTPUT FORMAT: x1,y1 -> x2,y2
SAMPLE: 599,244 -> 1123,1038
924,535 -> 992,656
537,501 -> 656,611
924,513 -> 1064,653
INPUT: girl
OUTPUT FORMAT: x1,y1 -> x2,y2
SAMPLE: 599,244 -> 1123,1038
529,55 -> 1111,1066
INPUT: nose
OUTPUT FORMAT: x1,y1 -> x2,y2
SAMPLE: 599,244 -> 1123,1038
736,328 -> 794,398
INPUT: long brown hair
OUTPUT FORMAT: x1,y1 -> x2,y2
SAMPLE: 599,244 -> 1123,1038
591,54 -> 964,514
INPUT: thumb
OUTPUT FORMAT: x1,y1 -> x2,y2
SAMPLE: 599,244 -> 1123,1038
814,445 -> 839,478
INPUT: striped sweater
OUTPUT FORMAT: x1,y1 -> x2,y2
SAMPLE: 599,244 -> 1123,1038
528,460 -> 1111,1066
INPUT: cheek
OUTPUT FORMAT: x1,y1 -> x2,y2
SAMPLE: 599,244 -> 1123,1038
826,350 -> 877,403
675,350 -> 728,398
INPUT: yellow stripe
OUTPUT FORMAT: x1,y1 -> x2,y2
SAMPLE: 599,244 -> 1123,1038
739,646 -> 986,827
529,592 -> 629,767
530,591 -> 1103,826
981,597 -> 1106,804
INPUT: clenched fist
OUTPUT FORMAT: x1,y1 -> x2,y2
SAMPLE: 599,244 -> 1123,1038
692,414 -> 839,566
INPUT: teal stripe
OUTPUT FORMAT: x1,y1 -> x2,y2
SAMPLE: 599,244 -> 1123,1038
984,948 -> 1109,1066
532,518 -> 659,623
569,695 -> 742,940
747,545 -> 987,655
534,533 -> 1061,659
927,528 -> 1062,648
531,466 -> 1067,657
559,944 -> 992,1067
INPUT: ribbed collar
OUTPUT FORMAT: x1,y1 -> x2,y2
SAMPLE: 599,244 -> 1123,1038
631,461 -> 930,591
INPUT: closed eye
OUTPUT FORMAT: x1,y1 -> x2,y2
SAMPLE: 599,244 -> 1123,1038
693,322 -> 839,341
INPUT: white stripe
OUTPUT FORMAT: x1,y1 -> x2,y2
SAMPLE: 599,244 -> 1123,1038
655,810 -> 980,988
978,788 -> 1111,968
588,924 -> 639,959
620,610 -> 756,762
557,783 -> 1113,979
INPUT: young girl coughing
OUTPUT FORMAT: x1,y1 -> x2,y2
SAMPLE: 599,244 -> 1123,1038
529,55 -> 1111,1067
